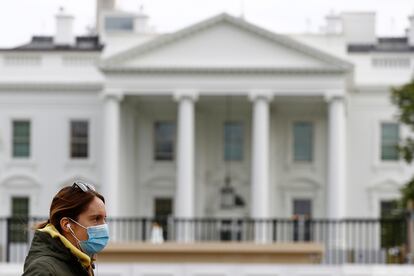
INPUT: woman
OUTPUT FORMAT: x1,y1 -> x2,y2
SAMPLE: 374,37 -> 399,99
22,181 -> 109,276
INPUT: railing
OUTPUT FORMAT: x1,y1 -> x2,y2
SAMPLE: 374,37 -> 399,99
0,217 -> 407,264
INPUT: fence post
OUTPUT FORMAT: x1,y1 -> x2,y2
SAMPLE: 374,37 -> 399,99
142,218 -> 147,241
6,217 -> 10,263
407,200 -> 414,264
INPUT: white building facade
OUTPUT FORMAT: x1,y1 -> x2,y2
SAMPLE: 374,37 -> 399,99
1,3 -> 414,224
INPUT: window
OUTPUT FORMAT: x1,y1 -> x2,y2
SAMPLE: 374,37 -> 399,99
381,123 -> 399,161
380,200 -> 404,249
293,122 -> 313,162
5,55 -> 41,66
380,200 -> 400,218
70,121 -> 89,158
105,17 -> 133,31
12,120 -> 30,158
224,122 -> 244,161
154,122 -> 175,161
10,197 -> 29,243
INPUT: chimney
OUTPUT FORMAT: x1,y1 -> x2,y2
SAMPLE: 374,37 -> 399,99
96,0 -> 115,33
341,12 -> 376,45
408,13 -> 414,47
325,11 -> 342,35
55,7 -> 75,46
134,5 -> 150,33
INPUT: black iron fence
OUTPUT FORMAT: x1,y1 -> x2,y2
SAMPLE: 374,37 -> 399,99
0,217 -> 408,264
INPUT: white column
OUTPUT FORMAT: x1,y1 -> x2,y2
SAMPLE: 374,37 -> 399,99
327,95 -> 346,219
102,92 -> 123,219
174,91 -> 198,242
326,95 -> 347,262
249,91 -> 272,243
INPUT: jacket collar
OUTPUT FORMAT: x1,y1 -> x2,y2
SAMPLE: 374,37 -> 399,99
38,223 -> 92,268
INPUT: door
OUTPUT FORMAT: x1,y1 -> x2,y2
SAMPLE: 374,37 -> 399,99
292,199 -> 312,241
154,198 -> 173,240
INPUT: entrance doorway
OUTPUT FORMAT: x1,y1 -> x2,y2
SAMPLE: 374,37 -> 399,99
154,198 -> 173,240
292,198 -> 312,241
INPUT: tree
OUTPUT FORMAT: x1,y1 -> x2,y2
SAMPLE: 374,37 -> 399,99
391,79 -> 414,208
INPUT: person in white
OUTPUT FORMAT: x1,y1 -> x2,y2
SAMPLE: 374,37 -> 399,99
150,222 -> 164,244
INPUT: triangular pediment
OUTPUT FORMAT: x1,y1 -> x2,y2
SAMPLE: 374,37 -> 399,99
102,13 -> 351,72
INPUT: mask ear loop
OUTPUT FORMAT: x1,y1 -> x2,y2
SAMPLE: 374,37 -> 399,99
68,224 -> 81,243
66,218 -> 84,250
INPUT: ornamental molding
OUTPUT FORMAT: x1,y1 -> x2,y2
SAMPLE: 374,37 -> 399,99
324,89 -> 346,102
101,88 -> 124,101
0,172 -> 42,188
366,178 -> 401,192
280,176 -> 322,191
173,89 -> 199,102
57,175 -> 100,190
248,89 -> 273,102
101,13 -> 353,72
142,173 -> 175,188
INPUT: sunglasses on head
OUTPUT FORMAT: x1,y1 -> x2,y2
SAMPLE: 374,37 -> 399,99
72,181 -> 96,192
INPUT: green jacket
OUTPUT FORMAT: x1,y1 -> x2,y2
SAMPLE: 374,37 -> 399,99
22,228 -> 93,276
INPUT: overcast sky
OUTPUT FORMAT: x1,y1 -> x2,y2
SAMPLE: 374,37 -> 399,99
0,0 -> 413,47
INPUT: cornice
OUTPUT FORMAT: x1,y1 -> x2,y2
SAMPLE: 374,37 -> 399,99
101,66 -> 347,75
353,85 -> 393,93
0,82 -> 103,91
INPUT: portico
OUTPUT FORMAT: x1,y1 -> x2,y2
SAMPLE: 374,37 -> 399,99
100,13 -> 351,226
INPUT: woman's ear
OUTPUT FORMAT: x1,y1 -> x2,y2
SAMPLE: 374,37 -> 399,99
60,217 -> 71,233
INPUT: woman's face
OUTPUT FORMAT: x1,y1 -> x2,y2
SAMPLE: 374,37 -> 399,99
71,196 -> 107,241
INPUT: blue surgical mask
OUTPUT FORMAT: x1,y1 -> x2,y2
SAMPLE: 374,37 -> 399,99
68,218 -> 110,256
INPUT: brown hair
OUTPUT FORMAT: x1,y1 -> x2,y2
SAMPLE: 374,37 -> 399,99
36,185 -> 105,232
